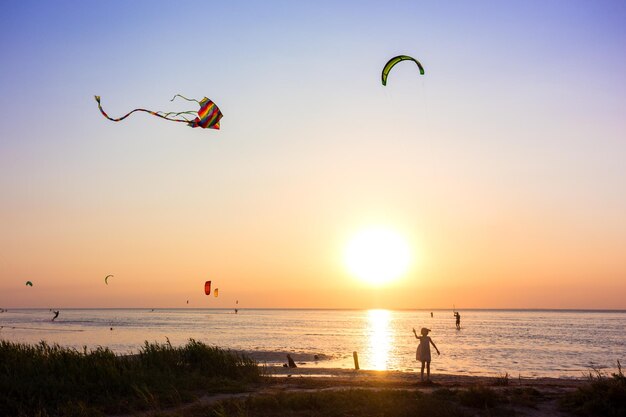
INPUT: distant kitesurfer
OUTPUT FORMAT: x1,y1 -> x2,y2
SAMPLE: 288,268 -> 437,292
454,311 -> 461,330
52,310 -> 60,321
430,312 -> 433,318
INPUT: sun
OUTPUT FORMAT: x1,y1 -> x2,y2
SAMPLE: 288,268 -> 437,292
344,227 -> 411,285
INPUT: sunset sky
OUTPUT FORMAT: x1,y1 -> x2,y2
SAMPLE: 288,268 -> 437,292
1,1 -> 625,309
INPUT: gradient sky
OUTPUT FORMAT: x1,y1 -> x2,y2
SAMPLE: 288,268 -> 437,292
1,1 -> 625,309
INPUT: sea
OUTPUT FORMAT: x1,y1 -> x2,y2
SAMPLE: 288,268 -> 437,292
1,309 -> 624,379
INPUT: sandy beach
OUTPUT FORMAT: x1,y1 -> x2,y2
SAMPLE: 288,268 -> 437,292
266,365 -> 587,387
2,335 -> 621,416
108,366 -> 590,417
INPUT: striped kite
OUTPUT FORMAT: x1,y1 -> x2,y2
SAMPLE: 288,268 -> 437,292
95,94 -> 223,129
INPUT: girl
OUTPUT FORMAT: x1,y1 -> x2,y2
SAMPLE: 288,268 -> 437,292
413,327 -> 440,382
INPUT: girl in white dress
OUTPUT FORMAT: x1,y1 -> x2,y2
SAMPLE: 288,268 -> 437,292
413,327 -> 440,382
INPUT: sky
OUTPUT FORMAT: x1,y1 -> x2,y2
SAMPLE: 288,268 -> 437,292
1,1 -> 625,309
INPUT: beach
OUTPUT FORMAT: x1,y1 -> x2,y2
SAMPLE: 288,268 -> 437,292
2,309 -> 625,415
2,319 -> 624,416
3,308 -> 624,378
109,366 -> 594,417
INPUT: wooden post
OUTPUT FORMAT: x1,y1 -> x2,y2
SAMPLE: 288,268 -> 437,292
353,351 -> 360,370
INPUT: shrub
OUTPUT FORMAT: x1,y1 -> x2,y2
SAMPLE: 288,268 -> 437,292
0,339 -> 259,417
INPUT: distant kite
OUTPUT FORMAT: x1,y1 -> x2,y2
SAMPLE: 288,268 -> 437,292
381,55 -> 425,86
95,94 -> 223,129
25,281 -> 33,287
205,281 -> 211,295
214,288 -> 219,298
105,275 -> 113,285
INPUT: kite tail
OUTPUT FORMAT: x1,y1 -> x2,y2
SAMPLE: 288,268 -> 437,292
170,94 -> 201,104
94,95 -> 189,124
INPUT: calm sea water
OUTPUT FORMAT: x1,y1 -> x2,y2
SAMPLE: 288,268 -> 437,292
1,309 -> 624,378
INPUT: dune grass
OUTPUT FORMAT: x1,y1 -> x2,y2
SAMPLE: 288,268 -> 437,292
560,361 -> 626,417
0,338 -> 260,417
200,389 -> 470,417
154,386 -> 539,417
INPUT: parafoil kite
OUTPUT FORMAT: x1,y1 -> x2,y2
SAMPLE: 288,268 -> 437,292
95,94 -> 223,129
205,281 -> 211,295
214,288 -> 219,297
381,55 -> 424,86
105,275 -> 113,285
25,281 -> 33,286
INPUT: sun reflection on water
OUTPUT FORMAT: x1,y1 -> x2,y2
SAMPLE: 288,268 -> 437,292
366,309 -> 393,370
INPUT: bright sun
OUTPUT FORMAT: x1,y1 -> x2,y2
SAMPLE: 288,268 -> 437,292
344,227 -> 411,285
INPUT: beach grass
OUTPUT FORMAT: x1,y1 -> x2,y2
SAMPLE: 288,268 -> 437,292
0,338 -> 260,417
560,361 -> 626,417
171,389 -> 471,417
153,386 -> 543,417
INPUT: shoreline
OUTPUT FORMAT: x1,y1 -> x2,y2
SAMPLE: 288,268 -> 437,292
263,365 -> 589,387
108,367 -> 592,417
1,337 -> 615,417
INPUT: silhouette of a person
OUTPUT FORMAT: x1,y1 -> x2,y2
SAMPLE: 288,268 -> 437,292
454,311 -> 461,330
413,327 -> 440,382
52,310 -> 59,321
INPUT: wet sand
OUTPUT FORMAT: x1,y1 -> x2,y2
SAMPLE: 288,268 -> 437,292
263,365 -> 586,391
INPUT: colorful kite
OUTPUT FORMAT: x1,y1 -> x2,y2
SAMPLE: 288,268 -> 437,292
214,288 -> 219,298
381,55 -> 424,86
94,94 -> 223,129
205,281 -> 211,295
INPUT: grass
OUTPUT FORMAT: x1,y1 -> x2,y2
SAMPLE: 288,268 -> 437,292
560,360 -> 626,417
158,389 -> 471,417
494,372 -> 509,386
456,386 -> 501,408
0,338 -> 260,417
153,386 -> 543,417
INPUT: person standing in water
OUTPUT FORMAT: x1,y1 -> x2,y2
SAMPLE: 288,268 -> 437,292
413,327 -> 440,383
52,310 -> 60,321
454,311 -> 461,330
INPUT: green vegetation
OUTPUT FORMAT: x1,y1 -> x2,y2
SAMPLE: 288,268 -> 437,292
187,389 -> 469,417
154,386 -> 543,417
560,361 -> 626,417
456,385 -> 501,408
0,339 -> 260,417
6,340 -> 624,417
494,372 -> 510,386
